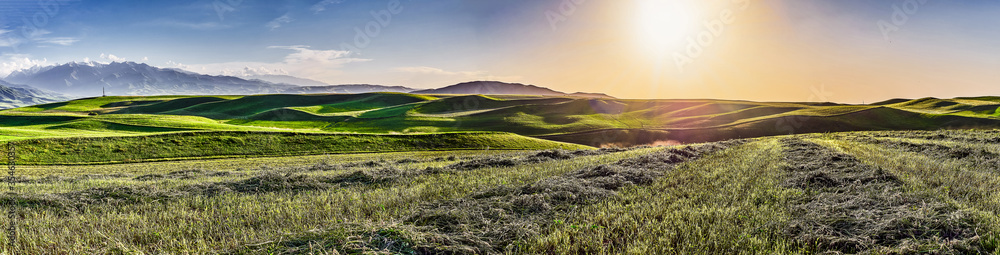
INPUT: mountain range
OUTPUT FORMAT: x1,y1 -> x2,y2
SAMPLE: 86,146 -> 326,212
0,62 -> 613,107
0,79 -> 64,109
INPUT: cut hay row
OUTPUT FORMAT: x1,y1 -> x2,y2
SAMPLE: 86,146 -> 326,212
782,139 -> 983,253
242,141 -> 746,254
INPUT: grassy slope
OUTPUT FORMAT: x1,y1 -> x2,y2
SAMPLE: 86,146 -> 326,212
12,131 -> 590,165
5,130 -> 1000,254
3,94 -> 1000,147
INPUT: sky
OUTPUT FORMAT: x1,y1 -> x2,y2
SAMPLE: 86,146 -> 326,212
1,0 -> 999,103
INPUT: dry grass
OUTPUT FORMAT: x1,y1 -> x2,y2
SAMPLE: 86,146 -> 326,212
5,130 -> 1000,254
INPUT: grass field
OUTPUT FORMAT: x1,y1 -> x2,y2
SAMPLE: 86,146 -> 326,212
3,93 -> 1000,254
8,131 -> 590,165
3,94 -> 1000,147
3,129 -> 1000,254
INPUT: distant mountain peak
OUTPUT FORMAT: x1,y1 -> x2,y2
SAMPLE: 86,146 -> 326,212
413,81 -> 564,95
412,81 -> 613,98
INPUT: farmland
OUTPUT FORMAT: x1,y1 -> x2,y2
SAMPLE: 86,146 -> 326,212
2,94 -> 1000,254
2,129 -> 1000,254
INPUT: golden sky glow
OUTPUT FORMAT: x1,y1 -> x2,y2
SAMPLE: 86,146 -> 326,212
484,0 -> 1000,103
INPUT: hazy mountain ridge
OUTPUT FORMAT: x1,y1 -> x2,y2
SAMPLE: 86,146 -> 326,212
5,62 -> 298,97
4,63 -> 612,98
285,84 -> 416,94
415,81 -> 562,96
242,75 -> 418,93
243,75 -> 334,87
413,81 -> 616,98
0,79 -> 64,109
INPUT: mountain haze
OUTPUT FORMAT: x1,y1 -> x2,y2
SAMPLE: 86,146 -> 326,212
284,84 -> 415,94
243,75 -> 332,86
4,62 -> 300,97
0,79 -> 64,109
414,81 -> 565,96
7,63 -> 612,98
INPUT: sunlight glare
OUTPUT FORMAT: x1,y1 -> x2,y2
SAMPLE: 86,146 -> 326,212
634,0 -> 700,58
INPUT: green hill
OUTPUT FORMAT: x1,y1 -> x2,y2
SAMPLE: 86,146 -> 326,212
4,93 -> 1000,148
11,131 -> 588,165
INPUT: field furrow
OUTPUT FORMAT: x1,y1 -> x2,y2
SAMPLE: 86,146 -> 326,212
523,139 -> 799,254
785,139 -> 983,253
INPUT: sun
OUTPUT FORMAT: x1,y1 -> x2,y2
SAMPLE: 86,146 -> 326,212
634,0 -> 701,58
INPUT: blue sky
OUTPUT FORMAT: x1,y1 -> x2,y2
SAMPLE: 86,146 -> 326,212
2,0 -> 1000,102
0,0 -> 550,86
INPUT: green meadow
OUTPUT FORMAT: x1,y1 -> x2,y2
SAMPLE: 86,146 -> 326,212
2,93 -> 1000,254
1,130 -> 999,254
3,93 -> 1000,148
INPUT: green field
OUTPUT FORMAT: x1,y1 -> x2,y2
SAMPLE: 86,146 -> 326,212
3,129 -> 1000,254
4,94 -> 1000,148
3,94 -> 1000,254
10,131 -> 590,165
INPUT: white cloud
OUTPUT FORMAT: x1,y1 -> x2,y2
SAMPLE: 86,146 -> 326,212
0,36 -> 19,48
0,54 -> 49,77
0,29 -> 26,48
265,14 -> 294,30
173,45 -> 369,79
37,37 -> 79,46
24,29 -> 51,38
142,56 -> 149,62
100,53 -> 126,62
0,29 -> 80,48
139,20 -> 232,30
311,0 -> 345,14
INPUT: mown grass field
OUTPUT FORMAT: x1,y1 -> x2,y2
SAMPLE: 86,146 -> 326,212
3,129 -> 1000,254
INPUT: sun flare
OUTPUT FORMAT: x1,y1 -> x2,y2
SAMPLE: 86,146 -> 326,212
634,0 -> 701,57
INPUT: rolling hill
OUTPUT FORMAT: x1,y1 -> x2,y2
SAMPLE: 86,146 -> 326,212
3,93 -> 999,147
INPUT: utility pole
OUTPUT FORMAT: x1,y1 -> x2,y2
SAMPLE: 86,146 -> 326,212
102,87 -> 106,97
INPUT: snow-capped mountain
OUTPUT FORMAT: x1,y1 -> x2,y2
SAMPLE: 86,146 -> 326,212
0,79 -> 65,109
4,61 -> 297,97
